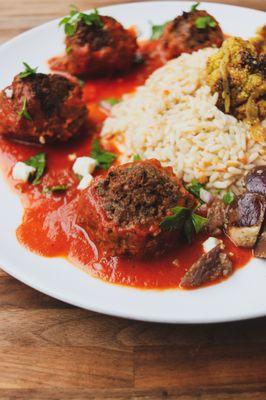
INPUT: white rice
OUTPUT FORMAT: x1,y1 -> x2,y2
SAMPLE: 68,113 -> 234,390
101,48 -> 266,194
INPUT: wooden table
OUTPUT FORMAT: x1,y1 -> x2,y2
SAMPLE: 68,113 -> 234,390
0,1 -> 265,398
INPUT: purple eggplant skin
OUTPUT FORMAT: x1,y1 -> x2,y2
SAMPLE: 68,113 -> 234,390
245,166 -> 266,196
225,192 -> 266,248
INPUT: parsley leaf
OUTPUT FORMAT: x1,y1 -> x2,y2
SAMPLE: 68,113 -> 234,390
25,152 -> 46,185
160,206 -> 208,244
160,206 -> 190,231
66,45 -> 72,54
195,16 -> 217,29
222,191 -> 235,205
100,98 -> 120,108
185,180 -> 204,200
18,98 -> 32,121
191,2 -> 200,11
43,185 -> 68,194
191,213 -> 208,234
90,139 -> 117,170
150,21 -> 169,40
59,6 -> 103,37
184,218 -> 195,245
19,62 -> 38,79
133,154 -> 142,161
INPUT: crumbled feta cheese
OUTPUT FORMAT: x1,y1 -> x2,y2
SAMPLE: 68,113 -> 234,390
199,188 -> 213,203
68,153 -> 77,161
5,88 -> 13,99
72,157 -> 97,177
39,136 -> 46,144
77,174 -> 93,190
203,237 -> 222,253
12,161 -> 36,182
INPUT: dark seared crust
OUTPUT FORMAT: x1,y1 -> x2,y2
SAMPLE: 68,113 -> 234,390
205,198 -> 227,236
64,15 -> 138,77
0,73 -> 88,144
73,20 -> 112,49
95,160 -> 190,227
245,166 -> 266,196
254,223 -> 266,258
30,74 -> 74,116
180,244 -> 232,289
77,159 -> 195,258
159,10 -> 224,60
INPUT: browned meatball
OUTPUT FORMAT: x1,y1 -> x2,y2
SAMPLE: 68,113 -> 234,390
64,15 -> 138,77
159,10 -> 224,60
77,159 -> 194,258
0,73 -> 88,144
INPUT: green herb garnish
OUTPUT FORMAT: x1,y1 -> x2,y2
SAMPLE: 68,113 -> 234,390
191,2 -> 200,11
19,62 -> 38,79
133,154 -> 142,161
43,184 -> 68,194
59,6 -> 103,37
222,191 -> 235,205
185,180 -> 205,200
90,139 -> 117,170
102,98 -> 120,106
150,21 -> 169,40
195,16 -> 217,29
160,206 -> 208,244
25,152 -> 46,185
66,45 -> 72,54
160,206 -> 190,231
18,98 -> 32,121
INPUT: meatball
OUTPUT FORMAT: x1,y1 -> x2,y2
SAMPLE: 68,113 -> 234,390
206,37 -> 266,124
159,10 -> 224,60
0,73 -> 88,144
63,15 -> 137,77
77,159 -> 194,258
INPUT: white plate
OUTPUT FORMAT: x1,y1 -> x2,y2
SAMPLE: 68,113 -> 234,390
0,1 -> 265,323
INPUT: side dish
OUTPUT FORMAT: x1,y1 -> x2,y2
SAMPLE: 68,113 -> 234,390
0,3 -> 265,291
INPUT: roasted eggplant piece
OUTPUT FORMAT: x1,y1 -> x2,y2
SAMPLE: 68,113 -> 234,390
180,239 -> 232,289
225,192 -> 266,248
245,165 -> 266,196
254,223 -> 266,258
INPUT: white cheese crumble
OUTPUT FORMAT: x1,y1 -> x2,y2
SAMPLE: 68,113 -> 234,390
68,153 -> 77,161
77,174 -> 93,190
12,161 -> 36,182
203,237 -> 222,253
72,157 -> 97,177
5,88 -> 13,99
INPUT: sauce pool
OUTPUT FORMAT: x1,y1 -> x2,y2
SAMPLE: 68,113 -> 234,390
0,42 -> 252,289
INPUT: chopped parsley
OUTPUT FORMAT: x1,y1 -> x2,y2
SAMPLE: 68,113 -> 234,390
150,21 -> 169,40
190,2 -> 200,11
133,154 -> 142,161
18,98 -> 32,121
25,152 -> 46,185
43,184 -> 68,194
222,191 -> 235,205
66,45 -> 72,54
19,62 -> 38,79
195,16 -> 217,29
101,98 -> 120,107
185,180 -> 205,201
90,139 -> 117,170
59,6 -> 103,37
160,205 -> 208,244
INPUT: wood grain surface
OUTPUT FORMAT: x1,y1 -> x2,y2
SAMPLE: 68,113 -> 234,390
0,1 -> 266,399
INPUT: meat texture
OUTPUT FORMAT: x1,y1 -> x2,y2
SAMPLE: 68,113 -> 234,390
159,10 -> 224,60
245,165 -> 266,196
0,73 -> 88,144
63,16 -> 137,77
77,159 -> 194,258
180,241 -> 232,289
204,198 -> 227,236
225,192 -> 266,248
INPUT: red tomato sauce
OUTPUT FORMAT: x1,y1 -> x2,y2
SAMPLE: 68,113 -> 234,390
0,42 -> 252,289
